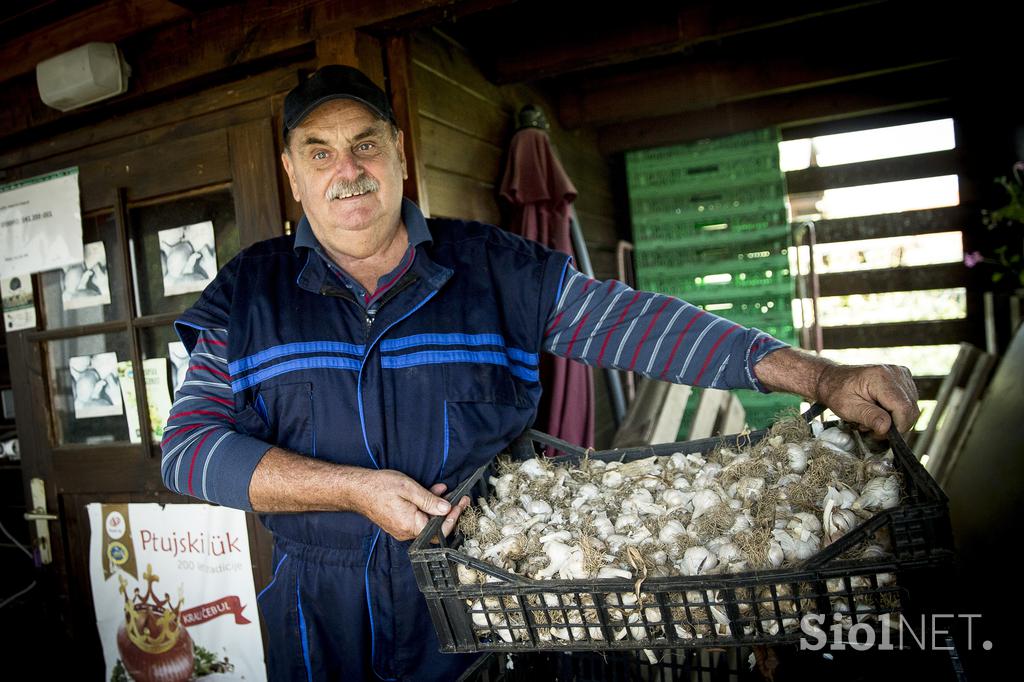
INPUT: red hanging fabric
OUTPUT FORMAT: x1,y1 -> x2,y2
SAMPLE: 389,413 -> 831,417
500,127 -> 595,455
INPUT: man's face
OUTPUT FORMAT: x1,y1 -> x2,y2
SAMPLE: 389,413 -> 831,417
281,99 -> 407,260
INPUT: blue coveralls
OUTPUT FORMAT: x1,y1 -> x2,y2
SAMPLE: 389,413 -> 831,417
175,208 -> 570,680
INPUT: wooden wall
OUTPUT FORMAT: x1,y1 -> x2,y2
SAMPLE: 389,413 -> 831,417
410,28 -> 622,280
409,28 -> 623,446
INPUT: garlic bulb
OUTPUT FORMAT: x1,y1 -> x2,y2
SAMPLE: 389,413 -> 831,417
537,541 -> 582,579
481,534 -> 524,561
690,489 -> 721,520
818,427 -> 855,453
772,529 -> 820,562
571,483 -> 600,509
661,488 -> 690,509
592,513 -> 614,539
625,526 -> 652,545
822,483 -> 858,510
489,474 -> 514,498
602,470 -> 624,489
864,452 -> 895,478
540,529 -> 571,545
605,534 -> 629,553
733,476 -> 765,504
668,452 -> 689,470
714,542 -> 743,564
672,476 -> 692,491
680,546 -> 718,575
786,443 -> 807,473
767,541 -> 785,568
519,458 -> 551,479
852,476 -> 900,512
614,512 -> 640,532
597,566 -> 632,579
456,563 -> 480,584
526,498 -> 553,516
822,499 -> 859,543
658,519 -> 687,545
787,512 -> 822,542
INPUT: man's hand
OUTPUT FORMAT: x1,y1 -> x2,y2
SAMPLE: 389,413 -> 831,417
354,470 -> 470,541
754,348 -> 920,437
248,450 -> 470,535
814,362 -> 919,436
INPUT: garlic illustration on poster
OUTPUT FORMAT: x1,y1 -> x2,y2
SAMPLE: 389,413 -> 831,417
87,503 -> 266,682
70,352 -> 123,419
159,222 -> 217,296
61,240 -> 111,310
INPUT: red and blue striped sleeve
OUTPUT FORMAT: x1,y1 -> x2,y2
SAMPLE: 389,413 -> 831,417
160,328 -> 271,511
542,265 -> 788,391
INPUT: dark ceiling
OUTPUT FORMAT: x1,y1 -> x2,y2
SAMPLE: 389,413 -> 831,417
0,0 -> 1016,153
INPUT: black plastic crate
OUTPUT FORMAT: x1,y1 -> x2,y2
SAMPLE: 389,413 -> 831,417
410,405 -> 954,655
457,645 -> 966,682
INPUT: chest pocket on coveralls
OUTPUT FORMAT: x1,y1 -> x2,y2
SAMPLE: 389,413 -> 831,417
235,382 -> 316,457
443,363 -> 530,478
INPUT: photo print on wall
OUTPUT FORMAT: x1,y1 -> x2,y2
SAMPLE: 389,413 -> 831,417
159,221 -> 217,296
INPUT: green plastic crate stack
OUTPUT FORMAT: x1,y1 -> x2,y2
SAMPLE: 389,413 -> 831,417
625,128 -> 801,435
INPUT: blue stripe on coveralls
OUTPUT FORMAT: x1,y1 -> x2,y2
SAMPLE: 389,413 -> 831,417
380,350 -> 540,383
381,333 -> 539,366
228,341 -> 365,375
257,553 -> 289,602
230,356 -> 361,392
357,290 -> 440,470
296,578 -> 313,682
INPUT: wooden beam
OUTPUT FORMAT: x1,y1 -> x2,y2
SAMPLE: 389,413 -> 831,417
820,319 -> 977,349
798,206 -> 970,245
480,1 -> 890,84
786,149 -> 961,195
228,118 -> 283,246
802,262 -> 971,297
598,62 -> 956,154
0,0 -> 486,144
0,66 -> 298,172
780,103 -> 955,141
363,0 -> 518,34
386,34 -> 430,215
0,0 -> 190,83
559,4 -> 957,130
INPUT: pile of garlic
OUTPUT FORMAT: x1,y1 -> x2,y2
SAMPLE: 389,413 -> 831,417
455,416 -> 902,645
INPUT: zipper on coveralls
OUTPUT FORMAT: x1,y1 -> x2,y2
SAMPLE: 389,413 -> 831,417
363,274 -> 419,341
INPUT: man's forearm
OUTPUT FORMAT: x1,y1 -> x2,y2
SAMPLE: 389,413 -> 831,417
752,347 -> 832,401
248,447 -> 372,513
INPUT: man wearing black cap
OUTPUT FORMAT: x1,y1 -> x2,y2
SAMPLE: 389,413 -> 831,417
162,65 -> 919,680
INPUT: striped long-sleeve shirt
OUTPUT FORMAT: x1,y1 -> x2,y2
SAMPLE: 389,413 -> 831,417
161,266 -> 786,509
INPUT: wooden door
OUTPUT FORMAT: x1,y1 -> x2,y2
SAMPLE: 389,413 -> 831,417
6,118 -> 281,677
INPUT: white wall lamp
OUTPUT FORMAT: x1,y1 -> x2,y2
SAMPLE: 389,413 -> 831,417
36,42 -> 131,112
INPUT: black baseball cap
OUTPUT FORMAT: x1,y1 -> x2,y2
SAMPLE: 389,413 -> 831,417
283,65 -> 396,139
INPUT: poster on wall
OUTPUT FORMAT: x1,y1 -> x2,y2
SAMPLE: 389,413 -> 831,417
117,359 -> 173,444
159,221 -> 217,296
61,240 -> 111,310
0,166 -> 83,279
1,274 -> 36,331
69,352 -> 123,419
87,503 -> 267,682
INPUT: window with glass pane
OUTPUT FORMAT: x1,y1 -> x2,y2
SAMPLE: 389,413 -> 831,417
46,332 -> 133,445
39,213 -> 129,329
130,189 -> 239,317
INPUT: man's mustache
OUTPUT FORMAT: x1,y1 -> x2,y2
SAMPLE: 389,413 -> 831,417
325,175 -> 380,201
